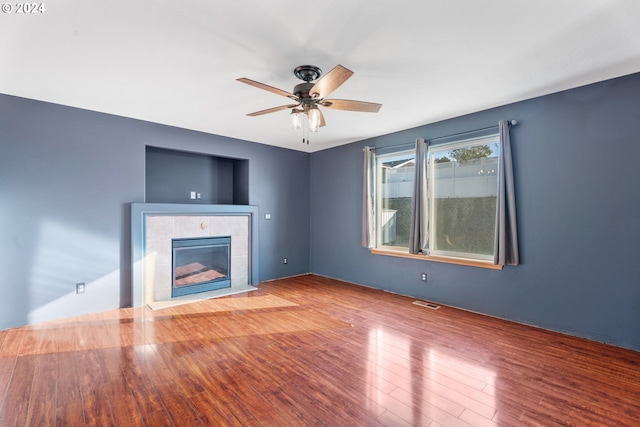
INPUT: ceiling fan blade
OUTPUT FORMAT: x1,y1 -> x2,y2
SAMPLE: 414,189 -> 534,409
317,108 -> 326,127
321,99 -> 382,113
237,78 -> 298,101
309,65 -> 354,99
247,104 -> 300,117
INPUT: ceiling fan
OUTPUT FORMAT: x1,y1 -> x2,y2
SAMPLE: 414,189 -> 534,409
237,64 -> 382,144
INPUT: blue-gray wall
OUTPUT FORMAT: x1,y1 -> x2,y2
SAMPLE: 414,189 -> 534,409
310,72 -> 640,351
0,94 -> 310,330
2,72 -> 639,351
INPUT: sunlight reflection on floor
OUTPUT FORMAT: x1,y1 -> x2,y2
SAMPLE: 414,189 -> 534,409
367,327 -> 497,425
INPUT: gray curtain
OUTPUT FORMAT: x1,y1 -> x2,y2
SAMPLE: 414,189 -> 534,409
362,146 -> 376,248
409,138 -> 429,254
494,120 -> 519,265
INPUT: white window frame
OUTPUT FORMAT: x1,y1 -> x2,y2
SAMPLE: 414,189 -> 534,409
427,134 -> 501,262
375,149 -> 415,251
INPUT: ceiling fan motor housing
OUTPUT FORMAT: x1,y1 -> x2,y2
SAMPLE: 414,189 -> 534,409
293,82 -> 315,101
293,65 -> 322,82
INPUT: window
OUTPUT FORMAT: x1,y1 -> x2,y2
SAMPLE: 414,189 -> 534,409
365,121 -> 517,267
428,134 -> 500,261
376,149 -> 415,250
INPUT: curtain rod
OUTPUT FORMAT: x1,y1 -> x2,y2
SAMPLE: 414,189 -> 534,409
365,142 -> 415,152
365,119 -> 517,151
429,119 -> 517,143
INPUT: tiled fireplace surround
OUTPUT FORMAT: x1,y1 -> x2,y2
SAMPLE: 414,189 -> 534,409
131,203 -> 259,308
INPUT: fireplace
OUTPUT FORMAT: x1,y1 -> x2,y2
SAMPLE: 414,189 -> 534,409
172,236 -> 231,297
131,203 -> 260,308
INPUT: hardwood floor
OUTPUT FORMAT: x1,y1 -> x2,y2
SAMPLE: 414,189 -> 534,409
1,274 -> 639,426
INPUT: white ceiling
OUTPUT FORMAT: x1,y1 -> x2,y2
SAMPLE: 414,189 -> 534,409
2,1 -> 640,153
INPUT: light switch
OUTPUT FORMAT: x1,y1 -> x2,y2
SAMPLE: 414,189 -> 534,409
265,213 -> 271,220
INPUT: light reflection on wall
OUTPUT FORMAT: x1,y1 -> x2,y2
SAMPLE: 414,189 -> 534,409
28,219 -> 121,324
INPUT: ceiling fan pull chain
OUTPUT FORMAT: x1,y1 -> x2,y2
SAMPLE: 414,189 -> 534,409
304,115 -> 310,144
302,113 -> 307,144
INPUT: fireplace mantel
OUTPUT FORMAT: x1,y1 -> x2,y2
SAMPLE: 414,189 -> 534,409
131,203 -> 260,308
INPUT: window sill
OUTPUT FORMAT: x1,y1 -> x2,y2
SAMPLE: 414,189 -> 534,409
370,248 -> 503,270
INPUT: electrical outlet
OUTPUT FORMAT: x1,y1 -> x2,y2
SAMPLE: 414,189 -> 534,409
283,257 -> 288,264
76,282 -> 85,294
421,272 -> 427,282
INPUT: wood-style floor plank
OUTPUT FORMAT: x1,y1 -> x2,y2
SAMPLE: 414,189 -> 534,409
24,353 -> 58,426
0,357 -> 16,418
0,274 -> 639,426
0,327 -> 25,357
0,354 -> 36,427
76,349 -> 115,427
116,346 -> 175,427
55,351 -> 85,427
94,348 -> 144,427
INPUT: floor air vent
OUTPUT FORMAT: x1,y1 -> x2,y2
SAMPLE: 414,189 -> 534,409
412,300 -> 441,310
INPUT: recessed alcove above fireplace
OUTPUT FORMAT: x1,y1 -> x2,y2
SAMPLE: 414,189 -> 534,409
145,146 -> 249,205
131,203 -> 259,309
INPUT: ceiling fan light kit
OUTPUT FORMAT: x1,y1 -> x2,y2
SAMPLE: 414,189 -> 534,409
238,64 -> 382,144
289,109 -> 302,130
